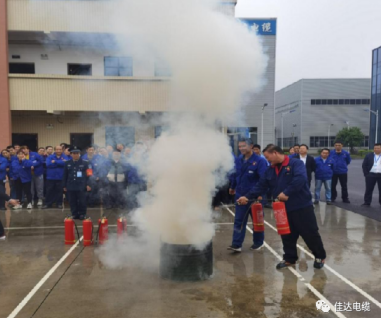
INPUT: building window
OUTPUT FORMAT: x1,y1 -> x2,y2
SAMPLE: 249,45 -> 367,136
364,136 -> 369,148
373,49 -> 378,65
104,57 -> 133,76
310,136 -> 336,148
68,64 -> 92,76
311,98 -> 370,106
9,63 -> 35,74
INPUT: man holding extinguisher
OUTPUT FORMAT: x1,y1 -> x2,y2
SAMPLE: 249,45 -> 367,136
237,145 -> 326,270
228,138 -> 268,253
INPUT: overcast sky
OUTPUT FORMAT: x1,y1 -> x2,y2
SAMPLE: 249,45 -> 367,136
236,0 -> 381,90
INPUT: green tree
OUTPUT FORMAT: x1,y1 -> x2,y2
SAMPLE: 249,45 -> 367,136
335,127 -> 364,153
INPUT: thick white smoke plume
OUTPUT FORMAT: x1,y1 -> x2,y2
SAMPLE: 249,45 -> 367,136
96,0 -> 267,267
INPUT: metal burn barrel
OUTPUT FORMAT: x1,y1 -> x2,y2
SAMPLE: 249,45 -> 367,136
160,241 -> 213,281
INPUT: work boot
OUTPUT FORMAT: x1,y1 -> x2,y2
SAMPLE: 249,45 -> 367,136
227,245 -> 242,253
314,258 -> 325,269
361,203 -> 370,207
276,260 -> 296,270
250,243 -> 264,251
343,199 -> 350,203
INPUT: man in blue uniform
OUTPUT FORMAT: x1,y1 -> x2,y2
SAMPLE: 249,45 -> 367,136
237,145 -> 326,269
21,145 -> 44,206
314,148 -> 335,205
330,141 -> 351,203
62,147 -> 91,220
228,138 -> 268,252
43,145 -> 68,209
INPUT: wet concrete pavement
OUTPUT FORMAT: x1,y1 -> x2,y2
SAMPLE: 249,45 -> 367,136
0,204 -> 380,318
313,159 -> 381,222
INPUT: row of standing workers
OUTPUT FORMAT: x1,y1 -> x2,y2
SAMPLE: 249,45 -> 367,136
0,143 -> 147,220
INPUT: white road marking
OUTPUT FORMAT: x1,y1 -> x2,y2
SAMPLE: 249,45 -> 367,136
6,237 -> 84,318
224,205 -> 346,318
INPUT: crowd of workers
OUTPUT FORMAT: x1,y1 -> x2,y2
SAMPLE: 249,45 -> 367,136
226,139 -> 381,270
0,143 -> 147,218
1,137 -> 380,270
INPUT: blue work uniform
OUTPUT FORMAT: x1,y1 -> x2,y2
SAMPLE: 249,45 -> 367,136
45,154 -> 69,207
247,156 -> 326,263
230,153 -> 268,248
0,157 -> 9,209
314,157 -> 335,202
62,158 -> 90,218
329,150 -> 351,201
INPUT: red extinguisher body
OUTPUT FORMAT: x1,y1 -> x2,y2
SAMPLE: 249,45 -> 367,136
98,218 -> 109,245
251,203 -> 265,232
83,218 -> 93,246
273,202 -> 291,235
64,217 -> 76,245
117,217 -> 127,239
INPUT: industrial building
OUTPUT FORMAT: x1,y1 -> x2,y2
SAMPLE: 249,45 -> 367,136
0,0 -> 276,152
370,46 -> 381,148
275,78 -> 371,150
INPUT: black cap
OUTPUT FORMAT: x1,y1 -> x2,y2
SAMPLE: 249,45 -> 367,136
70,146 -> 81,153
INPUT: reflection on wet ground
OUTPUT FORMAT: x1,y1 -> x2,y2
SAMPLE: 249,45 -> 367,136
0,203 -> 380,318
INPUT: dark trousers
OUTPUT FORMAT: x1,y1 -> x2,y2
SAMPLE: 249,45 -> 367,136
106,182 -> 126,208
0,183 -> 5,209
68,190 -> 87,218
0,219 -> 4,237
232,194 -> 264,247
331,173 -> 348,201
45,180 -> 63,207
281,205 -> 326,263
127,183 -> 147,210
87,180 -> 99,206
15,179 -> 32,204
10,180 -> 17,199
364,173 -> 381,204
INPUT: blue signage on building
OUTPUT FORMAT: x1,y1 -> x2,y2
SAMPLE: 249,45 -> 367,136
239,19 -> 277,36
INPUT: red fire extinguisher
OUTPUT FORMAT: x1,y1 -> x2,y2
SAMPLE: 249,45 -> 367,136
64,217 -> 76,245
272,201 -> 291,235
251,203 -> 264,232
117,217 -> 127,239
83,218 -> 93,246
86,164 -> 93,177
98,217 -> 109,245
